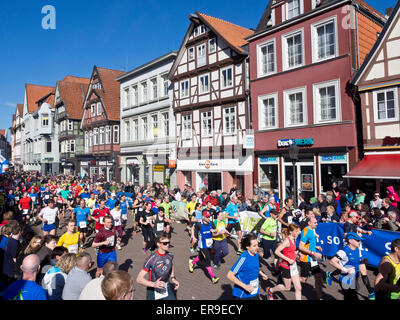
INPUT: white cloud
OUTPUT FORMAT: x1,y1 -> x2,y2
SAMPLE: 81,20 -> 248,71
3,102 -> 16,108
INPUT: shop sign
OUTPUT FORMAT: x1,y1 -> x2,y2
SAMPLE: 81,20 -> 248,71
277,138 -> 314,148
243,134 -> 255,149
153,165 -> 165,172
259,157 -> 278,164
168,160 -> 176,168
43,157 -> 54,161
81,161 -> 89,166
199,160 -> 219,170
99,161 -> 107,166
321,155 -> 347,162
301,174 -> 313,191
383,136 -> 400,146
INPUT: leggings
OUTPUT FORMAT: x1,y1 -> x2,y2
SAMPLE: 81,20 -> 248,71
142,226 -> 155,251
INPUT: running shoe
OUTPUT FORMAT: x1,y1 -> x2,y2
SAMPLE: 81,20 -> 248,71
117,244 -> 122,250
236,249 -> 244,255
211,277 -> 220,284
213,264 -> 221,270
326,271 -> 332,286
368,292 -> 375,300
189,247 -> 195,254
266,287 -> 274,300
189,259 -> 194,273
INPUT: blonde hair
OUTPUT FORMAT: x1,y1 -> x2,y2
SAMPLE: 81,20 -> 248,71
327,205 -> 335,213
312,207 -> 321,216
24,236 -> 44,255
56,253 -> 77,274
101,270 -> 133,300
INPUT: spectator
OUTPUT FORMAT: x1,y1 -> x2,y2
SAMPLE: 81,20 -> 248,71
354,189 -> 366,207
36,235 -> 58,268
382,210 -> 400,232
62,252 -> 93,300
101,270 -> 134,300
370,191 -> 383,209
15,235 -> 44,278
3,254 -> 46,300
79,260 -> 118,300
317,194 -> 328,216
40,246 -> 69,276
41,253 -> 77,300
322,205 -> 340,223
386,186 -> 399,208
382,198 -> 397,216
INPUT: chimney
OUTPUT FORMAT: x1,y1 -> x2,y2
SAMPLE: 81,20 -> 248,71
385,7 -> 393,19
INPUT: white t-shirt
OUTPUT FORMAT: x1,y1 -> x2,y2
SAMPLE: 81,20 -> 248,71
79,276 -> 105,300
39,206 -> 59,225
110,208 -> 122,227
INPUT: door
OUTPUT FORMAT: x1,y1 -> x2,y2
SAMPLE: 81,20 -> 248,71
284,162 -> 315,202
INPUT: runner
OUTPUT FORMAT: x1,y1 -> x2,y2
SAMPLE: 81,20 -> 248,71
184,194 -> 198,232
189,203 -> 203,254
91,199 -> 111,233
266,224 -> 302,300
227,233 -> 269,300
92,215 -> 117,278
189,211 -> 220,284
110,201 -> 123,250
57,219 -> 81,254
211,211 -> 231,269
139,202 -> 156,253
136,232 -> 179,300
18,192 -> 33,225
132,191 -> 144,235
374,238 -> 400,300
74,199 -> 91,248
328,232 -> 364,301
259,209 -> 279,274
226,196 -> 243,255
37,200 -> 60,236
298,217 -> 323,300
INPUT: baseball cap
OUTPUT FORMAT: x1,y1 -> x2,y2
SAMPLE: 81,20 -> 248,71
202,211 -> 211,218
345,232 -> 362,241
349,211 -> 361,219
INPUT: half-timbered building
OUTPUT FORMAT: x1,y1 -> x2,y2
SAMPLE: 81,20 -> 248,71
169,12 -> 254,195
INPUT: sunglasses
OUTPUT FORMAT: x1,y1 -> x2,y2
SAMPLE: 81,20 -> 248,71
160,241 -> 170,245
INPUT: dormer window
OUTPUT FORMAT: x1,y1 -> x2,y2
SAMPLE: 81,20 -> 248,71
287,0 -> 302,19
92,82 -> 102,90
90,104 -> 96,117
194,27 -> 199,37
42,114 -> 49,127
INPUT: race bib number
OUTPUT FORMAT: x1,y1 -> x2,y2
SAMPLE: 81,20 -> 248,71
22,209 -> 29,215
122,214 -> 127,220
205,238 -> 213,248
45,195 -> 50,200
250,279 -> 259,295
154,282 -> 169,300
340,266 -> 357,290
139,208 -> 143,212
15,196 -> 20,201
157,223 -> 164,232
146,216 -> 152,224
46,217 -> 55,225
9,200 -> 14,206
290,262 -> 298,277
287,216 -> 293,224
107,235 -> 115,247
310,256 -> 318,268
100,217 -> 104,225
79,221 -> 87,229
68,244 -> 78,254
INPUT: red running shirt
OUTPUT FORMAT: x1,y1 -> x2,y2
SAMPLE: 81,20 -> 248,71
280,237 -> 297,270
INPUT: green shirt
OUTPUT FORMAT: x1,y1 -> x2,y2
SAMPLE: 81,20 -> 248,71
109,186 -> 118,192
261,217 -> 277,241
160,202 -> 172,218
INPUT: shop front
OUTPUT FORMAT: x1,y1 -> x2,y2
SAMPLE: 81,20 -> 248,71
80,159 -> 116,181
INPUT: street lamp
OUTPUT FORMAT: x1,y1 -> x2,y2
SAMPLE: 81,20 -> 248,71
288,141 -> 299,207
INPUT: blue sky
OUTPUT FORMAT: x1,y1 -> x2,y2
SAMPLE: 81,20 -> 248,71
0,0 -> 397,140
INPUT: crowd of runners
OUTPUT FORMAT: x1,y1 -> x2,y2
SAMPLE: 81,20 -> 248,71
0,171 -> 399,301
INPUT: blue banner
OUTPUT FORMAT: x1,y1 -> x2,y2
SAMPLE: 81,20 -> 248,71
315,223 -> 400,268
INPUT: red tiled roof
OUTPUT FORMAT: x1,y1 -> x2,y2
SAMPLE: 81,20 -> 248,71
16,104 -> 23,116
355,0 -> 387,21
196,12 -> 254,52
91,67 -> 124,121
25,84 -> 55,113
0,129 -> 6,137
58,77 -> 90,120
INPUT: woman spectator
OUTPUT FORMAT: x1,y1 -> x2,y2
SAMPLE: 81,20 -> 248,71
312,207 -> 322,223
321,205 -> 340,223
370,192 -> 383,209
15,235 -> 44,277
102,270 -> 134,300
41,253 -> 77,300
386,186 -> 399,208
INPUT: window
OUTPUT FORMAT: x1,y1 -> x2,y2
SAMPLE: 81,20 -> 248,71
258,40 -> 276,77
197,44 -> 206,67
141,81 -> 148,103
67,120 -> 73,131
313,80 -> 340,123
124,88 -> 130,108
200,25 -> 206,34
99,126 -> 105,144
201,111 -> 213,137
93,128 -> 99,145
90,104 -> 96,117
124,121 -> 130,142
180,80 -> 189,98
162,112 -> 169,137
113,125 -> 119,144
151,114 -> 158,138
46,140 -> 52,153
373,88 -> 399,122
224,107 -> 236,134
287,0 -> 301,19
89,131 -> 93,147
142,117 -> 148,140
199,74 -> 209,94
105,126 -> 111,144
221,67 -> 233,89
70,140 -> 75,152
85,131 -> 89,151
151,78 -> 158,100
259,93 -> 278,129
312,18 -> 337,62
42,114 -> 49,127
188,47 -> 194,61
209,38 -> 216,53
162,75 -> 169,97
133,119 -> 139,140
283,30 -> 304,70
193,27 -> 199,37
183,114 -> 192,139
133,85 -> 139,106
284,87 -> 307,127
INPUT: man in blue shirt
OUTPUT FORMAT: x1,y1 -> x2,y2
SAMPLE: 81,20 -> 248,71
105,193 -> 117,211
225,196 -> 243,255
4,254 -> 46,300
74,199 -> 91,248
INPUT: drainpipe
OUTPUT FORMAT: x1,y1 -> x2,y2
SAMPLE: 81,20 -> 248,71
353,1 -> 361,69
